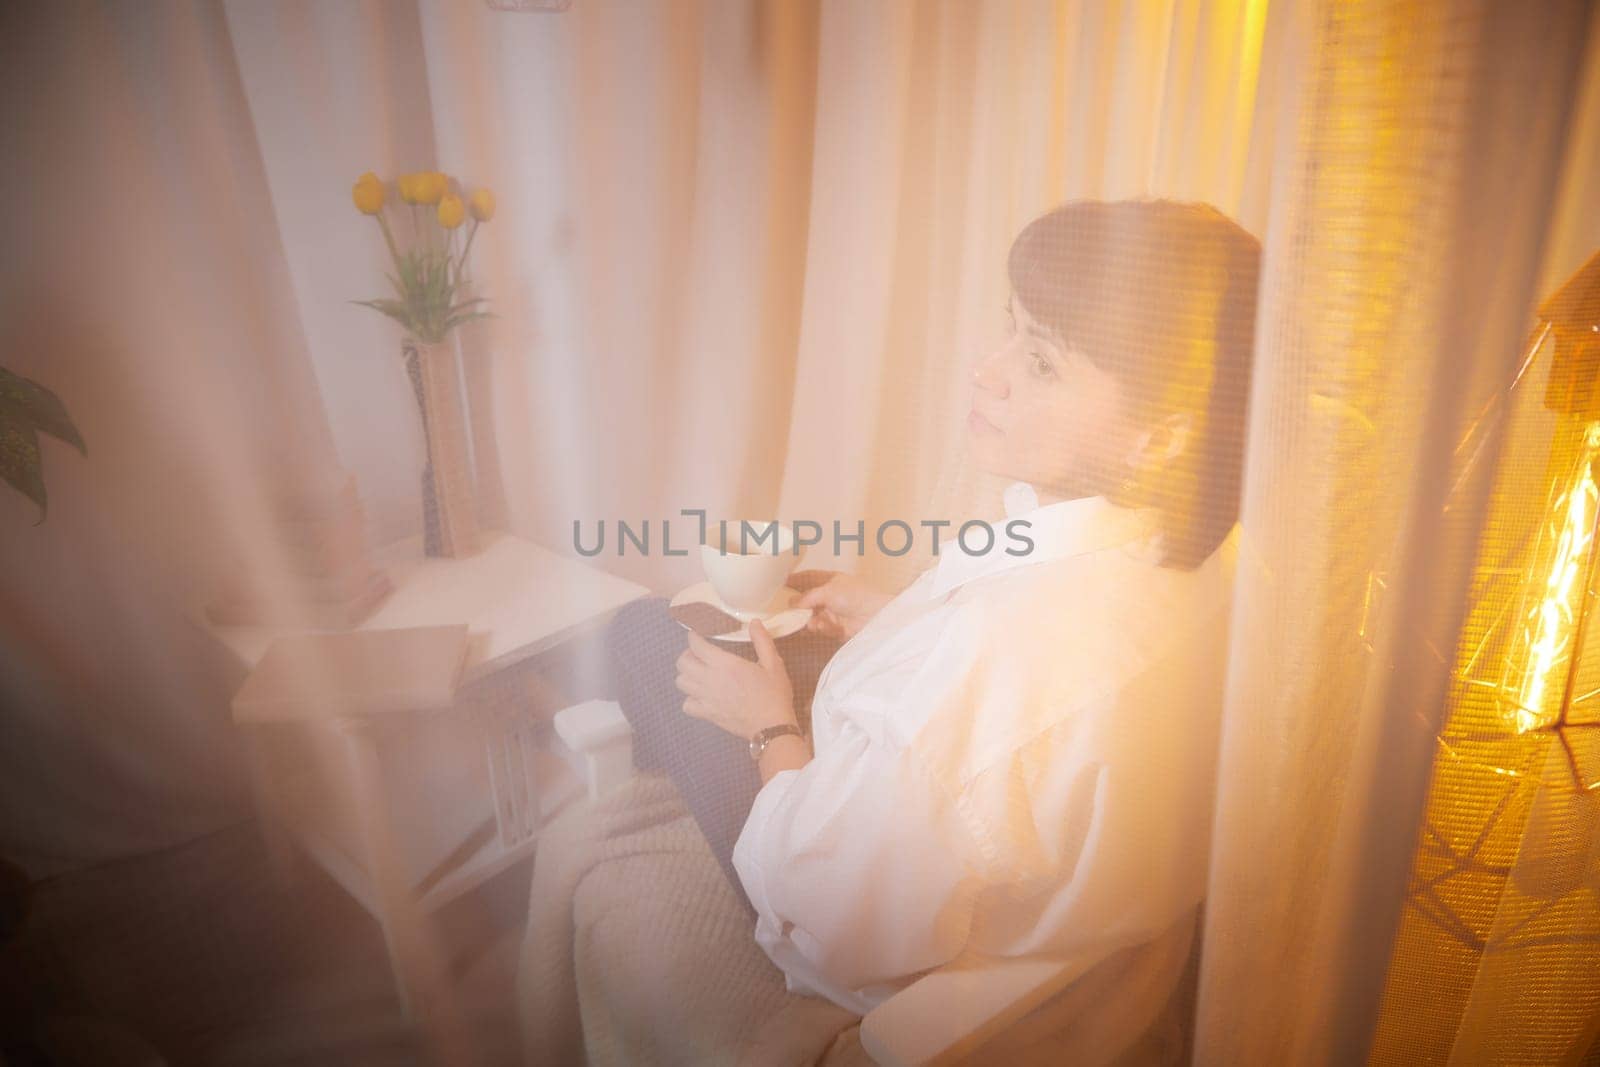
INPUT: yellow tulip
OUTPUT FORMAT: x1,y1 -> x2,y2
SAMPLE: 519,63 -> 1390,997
397,172 -> 424,205
351,174 -> 385,215
437,192 -> 466,229
468,188 -> 496,222
417,171 -> 448,206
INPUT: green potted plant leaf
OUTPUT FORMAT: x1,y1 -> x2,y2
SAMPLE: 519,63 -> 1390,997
0,367 -> 85,523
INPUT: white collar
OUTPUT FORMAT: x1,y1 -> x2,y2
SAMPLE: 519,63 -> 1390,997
926,483 -> 1161,601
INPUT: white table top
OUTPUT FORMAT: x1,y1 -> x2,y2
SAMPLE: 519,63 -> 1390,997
207,531 -> 650,680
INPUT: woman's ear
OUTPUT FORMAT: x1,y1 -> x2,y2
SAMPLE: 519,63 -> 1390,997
1129,412 -> 1193,470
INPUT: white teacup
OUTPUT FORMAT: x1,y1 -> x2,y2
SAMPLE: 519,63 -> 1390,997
701,520 -> 801,618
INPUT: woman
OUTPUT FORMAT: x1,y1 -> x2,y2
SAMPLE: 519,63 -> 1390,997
537,198 -> 1260,1063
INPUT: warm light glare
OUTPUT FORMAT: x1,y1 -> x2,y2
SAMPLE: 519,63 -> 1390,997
1513,422 -> 1600,732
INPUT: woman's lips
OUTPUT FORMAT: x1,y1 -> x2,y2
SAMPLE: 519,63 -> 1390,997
967,408 -> 1001,434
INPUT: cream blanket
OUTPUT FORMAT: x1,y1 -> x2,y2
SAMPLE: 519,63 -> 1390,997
516,772 -> 867,1066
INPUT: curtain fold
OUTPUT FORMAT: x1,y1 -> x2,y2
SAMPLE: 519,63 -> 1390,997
0,0 -> 353,874
1196,2 -> 1598,1062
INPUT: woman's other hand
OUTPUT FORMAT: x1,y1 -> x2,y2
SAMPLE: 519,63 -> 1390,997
675,622 -> 796,739
791,570 -> 893,640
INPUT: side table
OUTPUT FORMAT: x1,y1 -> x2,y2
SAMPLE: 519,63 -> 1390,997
207,531 -> 648,1017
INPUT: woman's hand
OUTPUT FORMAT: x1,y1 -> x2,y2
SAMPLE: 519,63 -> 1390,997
791,570 -> 893,640
675,621 -> 796,740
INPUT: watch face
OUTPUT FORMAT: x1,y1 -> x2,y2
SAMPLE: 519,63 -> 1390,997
750,725 -> 798,761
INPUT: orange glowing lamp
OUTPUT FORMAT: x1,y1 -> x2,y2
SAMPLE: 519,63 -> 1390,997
1498,250 -> 1600,787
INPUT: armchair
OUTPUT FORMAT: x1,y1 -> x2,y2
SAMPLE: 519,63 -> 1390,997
549,700 -> 1092,1066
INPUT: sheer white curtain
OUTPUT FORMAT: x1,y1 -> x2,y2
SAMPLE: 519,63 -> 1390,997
221,0 -> 1282,595
781,0 -> 1283,594
1195,2 -> 1599,1063
4,0 -> 1600,1061
227,0 -> 820,596
0,0 -> 347,875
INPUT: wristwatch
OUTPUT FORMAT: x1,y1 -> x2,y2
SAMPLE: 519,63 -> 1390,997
749,723 -> 803,762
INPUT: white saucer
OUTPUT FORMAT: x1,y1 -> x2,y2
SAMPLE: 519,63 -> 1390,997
669,582 -> 810,643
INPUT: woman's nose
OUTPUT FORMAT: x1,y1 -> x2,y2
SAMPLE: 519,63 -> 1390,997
971,346 -> 1010,398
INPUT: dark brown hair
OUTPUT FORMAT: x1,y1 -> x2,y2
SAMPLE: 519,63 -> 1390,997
1006,198 -> 1261,569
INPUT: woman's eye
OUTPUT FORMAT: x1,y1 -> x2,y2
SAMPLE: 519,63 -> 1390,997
1030,353 -> 1054,378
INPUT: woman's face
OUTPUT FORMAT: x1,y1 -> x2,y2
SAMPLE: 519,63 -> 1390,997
965,291 -> 1142,499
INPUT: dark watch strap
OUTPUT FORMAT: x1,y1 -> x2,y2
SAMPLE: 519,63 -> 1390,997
748,723 -> 803,762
